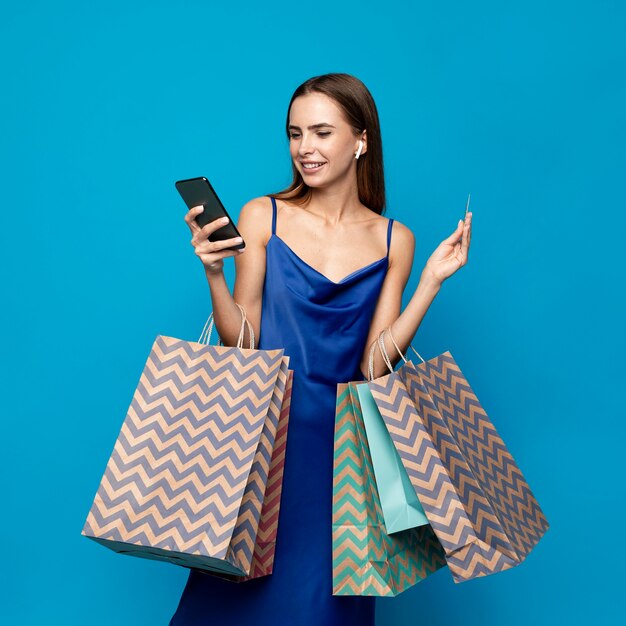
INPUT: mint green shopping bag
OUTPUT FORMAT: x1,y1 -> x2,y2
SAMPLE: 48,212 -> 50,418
356,382 -> 429,534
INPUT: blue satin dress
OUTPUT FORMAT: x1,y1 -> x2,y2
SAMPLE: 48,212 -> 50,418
169,196 -> 394,626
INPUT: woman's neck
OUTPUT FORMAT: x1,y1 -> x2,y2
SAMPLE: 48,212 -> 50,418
304,178 -> 364,225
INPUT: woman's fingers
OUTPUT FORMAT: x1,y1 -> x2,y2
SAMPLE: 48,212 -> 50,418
184,205 -> 205,233
186,205 -> 230,235
196,247 -> 241,267
458,213 -> 472,264
193,234 -> 245,271
195,236 -> 244,254
184,205 -> 245,271
190,216 -> 233,247
462,213 -> 472,248
442,219 -> 464,245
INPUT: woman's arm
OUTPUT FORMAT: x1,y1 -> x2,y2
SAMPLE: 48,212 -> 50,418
359,221 -> 425,379
204,196 -> 271,347
360,212 -> 472,379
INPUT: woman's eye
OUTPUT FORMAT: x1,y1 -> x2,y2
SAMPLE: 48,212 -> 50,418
289,132 -> 331,139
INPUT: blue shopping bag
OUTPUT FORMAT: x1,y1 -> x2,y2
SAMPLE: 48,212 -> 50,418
356,382 -> 429,534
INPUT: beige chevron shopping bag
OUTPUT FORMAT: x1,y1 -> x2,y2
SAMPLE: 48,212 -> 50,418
82,305 -> 292,579
202,366 -> 293,583
332,381 -> 447,596
364,329 -> 549,584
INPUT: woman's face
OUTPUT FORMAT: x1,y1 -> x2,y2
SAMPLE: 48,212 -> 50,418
288,92 -> 365,188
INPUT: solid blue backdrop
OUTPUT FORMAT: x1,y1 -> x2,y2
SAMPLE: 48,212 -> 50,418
1,1 -> 624,624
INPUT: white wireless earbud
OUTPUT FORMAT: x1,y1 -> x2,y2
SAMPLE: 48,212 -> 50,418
355,139 -> 364,160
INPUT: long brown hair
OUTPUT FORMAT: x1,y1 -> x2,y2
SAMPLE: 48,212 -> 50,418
269,73 -> 386,215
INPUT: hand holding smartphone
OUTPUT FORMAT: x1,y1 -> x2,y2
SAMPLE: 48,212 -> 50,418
176,177 -> 245,250
177,176 -> 246,271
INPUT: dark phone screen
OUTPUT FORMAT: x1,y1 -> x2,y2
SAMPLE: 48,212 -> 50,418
175,177 -> 244,249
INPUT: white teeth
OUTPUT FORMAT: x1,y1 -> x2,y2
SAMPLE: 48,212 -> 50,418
303,162 -> 325,169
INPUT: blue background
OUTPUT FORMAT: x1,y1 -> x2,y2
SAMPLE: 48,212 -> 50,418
1,1 -> 624,624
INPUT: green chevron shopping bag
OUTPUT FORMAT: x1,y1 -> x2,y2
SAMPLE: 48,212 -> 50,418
332,381 -> 447,596
82,304 -> 293,579
363,328 -> 550,584
356,382 -> 429,534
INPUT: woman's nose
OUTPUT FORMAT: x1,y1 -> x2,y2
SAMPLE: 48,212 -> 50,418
298,133 -> 315,154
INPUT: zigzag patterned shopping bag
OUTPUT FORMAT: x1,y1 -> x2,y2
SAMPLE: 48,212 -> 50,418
332,381 -> 447,596
202,367 -> 293,582
82,305 -> 292,579
365,329 -> 549,583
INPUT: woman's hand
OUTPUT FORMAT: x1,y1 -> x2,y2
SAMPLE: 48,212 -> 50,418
185,205 -> 245,274
423,212 -> 473,285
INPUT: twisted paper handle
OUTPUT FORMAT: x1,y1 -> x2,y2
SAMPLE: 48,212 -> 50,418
367,326 -> 425,381
197,302 -> 255,349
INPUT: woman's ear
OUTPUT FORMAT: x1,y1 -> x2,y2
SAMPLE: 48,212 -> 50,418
355,131 -> 367,159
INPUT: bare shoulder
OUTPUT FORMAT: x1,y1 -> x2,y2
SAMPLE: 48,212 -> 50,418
388,218 -> 415,271
389,218 -> 415,247
237,195 -> 274,246
238,195 -> 273,221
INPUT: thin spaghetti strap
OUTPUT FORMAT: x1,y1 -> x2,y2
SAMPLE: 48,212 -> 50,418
270,196 -> 277,235
386,218 -> 394,257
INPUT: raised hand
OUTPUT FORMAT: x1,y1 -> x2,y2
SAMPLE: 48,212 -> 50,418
423,211 -> 473,284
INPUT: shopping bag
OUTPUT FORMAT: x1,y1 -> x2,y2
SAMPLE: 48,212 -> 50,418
82,304 -> 293,579
365,328 -> 550,584
356,382 -> 429,534
332,381 -> 447,596
200,367 -> 293,582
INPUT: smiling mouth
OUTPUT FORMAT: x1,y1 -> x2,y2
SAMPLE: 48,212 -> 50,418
301,162 -> 327,171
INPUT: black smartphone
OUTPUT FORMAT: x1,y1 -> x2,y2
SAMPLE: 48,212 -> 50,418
175,176 -> 245,250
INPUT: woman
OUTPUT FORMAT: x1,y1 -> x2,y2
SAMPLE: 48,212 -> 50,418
170,72 -> 472,625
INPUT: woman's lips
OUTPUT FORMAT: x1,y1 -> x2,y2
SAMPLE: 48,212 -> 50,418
301,162 -> 326,173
